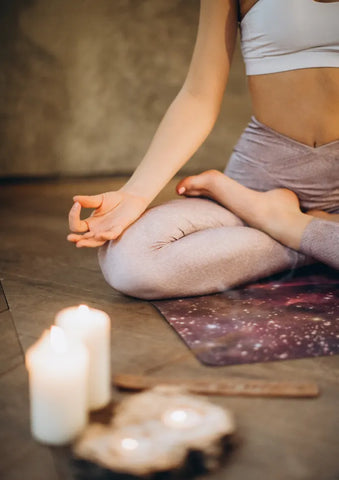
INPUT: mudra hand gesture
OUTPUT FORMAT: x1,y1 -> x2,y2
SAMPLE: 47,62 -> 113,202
67,191 -> 148,248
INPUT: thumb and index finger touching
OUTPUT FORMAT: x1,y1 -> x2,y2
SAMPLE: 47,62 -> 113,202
68,194 -> 104,233
73,194 -> 104,209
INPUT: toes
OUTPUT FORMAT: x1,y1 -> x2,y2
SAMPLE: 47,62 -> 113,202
176,175 -> 202,195
176,177 -> 190,195
176,170 -> 222,196
183,189 -> 205,197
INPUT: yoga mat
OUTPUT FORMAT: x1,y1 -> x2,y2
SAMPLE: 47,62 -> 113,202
152,265 -> 339,366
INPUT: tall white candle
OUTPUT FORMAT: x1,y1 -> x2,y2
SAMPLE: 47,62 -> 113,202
25,326 -> 89,445
55,305 -> 111,410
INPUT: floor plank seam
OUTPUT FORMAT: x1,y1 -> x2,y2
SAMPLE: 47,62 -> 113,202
2,272 -> 115,298
1,281 -> 26,360
0,360 -> 25,378
0,281 -> 9,313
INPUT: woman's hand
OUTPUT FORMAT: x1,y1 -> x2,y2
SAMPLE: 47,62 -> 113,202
67,191 -> 149,248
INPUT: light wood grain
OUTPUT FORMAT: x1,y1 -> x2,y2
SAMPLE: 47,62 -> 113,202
1,178 -> 338,480
113,373 -> 320,398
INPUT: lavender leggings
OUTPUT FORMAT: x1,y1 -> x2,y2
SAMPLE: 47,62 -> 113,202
99,117 -> 339,299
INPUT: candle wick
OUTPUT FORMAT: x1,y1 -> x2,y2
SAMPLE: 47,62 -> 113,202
78,304 -> 90,314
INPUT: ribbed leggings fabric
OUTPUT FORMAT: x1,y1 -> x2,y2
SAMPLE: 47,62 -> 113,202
99,117 -> 339,299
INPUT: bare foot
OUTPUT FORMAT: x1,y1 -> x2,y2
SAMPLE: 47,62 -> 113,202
176,169 -> 313,250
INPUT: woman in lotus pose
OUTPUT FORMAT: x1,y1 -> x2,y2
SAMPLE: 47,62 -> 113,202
68,0 -> 339,299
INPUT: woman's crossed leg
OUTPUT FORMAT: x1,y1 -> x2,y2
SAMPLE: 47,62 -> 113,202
98,195 -> 306,300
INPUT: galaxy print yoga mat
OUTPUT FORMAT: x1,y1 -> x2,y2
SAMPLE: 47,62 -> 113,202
152,265 -> 339,366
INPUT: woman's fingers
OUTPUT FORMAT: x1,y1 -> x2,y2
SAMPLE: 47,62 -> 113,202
67,225 -> 123,246
68,202 -> 90,233
67,190 -> 142,248
76,238 -> 107,248
67,233 -> 80,243
73,194 -> 104,209
67,231 -> 94,243
67,233 -> 106,247
95,225 -> 123,241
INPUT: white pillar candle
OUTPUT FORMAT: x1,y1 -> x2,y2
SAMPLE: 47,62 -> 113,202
25,326 -> 89,445
55,305 -> 111,410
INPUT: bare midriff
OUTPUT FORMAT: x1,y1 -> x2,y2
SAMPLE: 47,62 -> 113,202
248,68 -> 339,148
238,0 -> 339,148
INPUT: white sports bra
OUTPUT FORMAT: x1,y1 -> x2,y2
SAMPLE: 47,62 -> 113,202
240,0 -> 339,75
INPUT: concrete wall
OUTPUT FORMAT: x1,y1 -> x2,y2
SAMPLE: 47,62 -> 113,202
0,0 -> 251,178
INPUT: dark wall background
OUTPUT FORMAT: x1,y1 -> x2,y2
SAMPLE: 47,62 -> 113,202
0,0 -> 251,178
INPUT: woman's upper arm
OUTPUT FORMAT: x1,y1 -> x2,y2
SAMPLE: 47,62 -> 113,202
182,0 -> 238,112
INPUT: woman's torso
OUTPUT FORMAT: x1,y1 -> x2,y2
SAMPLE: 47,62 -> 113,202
238,0 -> 339,147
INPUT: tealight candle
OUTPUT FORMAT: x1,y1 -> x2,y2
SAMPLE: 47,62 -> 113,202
25,326 -> 89,445
110,433 -> 153,462
162,407 -> 203,429
55,305 -> 111,410
120,437 -> 140,452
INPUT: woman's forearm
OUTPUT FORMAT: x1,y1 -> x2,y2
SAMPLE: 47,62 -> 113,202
120,87 -> 221,203
119,0 -> 239,204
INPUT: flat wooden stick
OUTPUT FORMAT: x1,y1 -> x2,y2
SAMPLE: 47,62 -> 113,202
113,373 -> 319,398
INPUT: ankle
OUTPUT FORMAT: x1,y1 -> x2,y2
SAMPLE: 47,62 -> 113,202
266,210 -> 313,250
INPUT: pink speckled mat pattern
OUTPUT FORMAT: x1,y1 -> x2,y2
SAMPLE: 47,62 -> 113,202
152,265 -> 339,366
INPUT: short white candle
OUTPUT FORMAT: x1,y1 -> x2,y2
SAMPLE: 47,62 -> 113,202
55,305 -> 111,410
25,326 -> 89,445
162,407 -> 203,429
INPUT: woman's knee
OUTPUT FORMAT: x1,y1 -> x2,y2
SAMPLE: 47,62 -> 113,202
97,197 -> 243,299
98,239 -> 166,300
97,201 -> 185,299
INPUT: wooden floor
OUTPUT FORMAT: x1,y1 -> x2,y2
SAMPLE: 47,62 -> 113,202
0,178 -> 338,480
